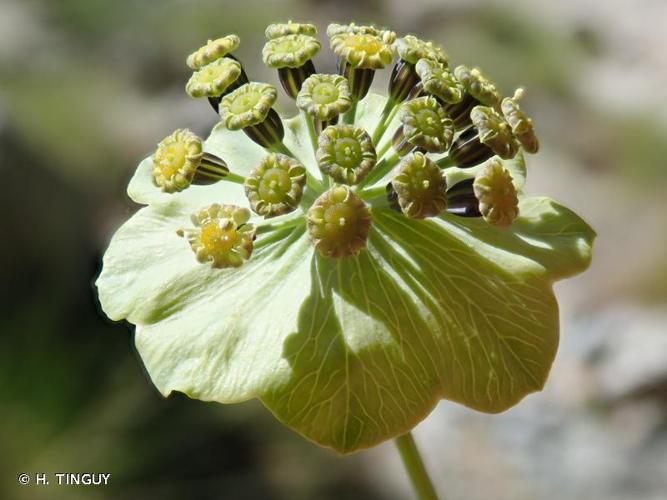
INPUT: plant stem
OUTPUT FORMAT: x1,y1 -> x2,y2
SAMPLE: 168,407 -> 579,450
343,100 -> 358,124
394,432 -> 440,500
304,111 -> 319,153
372,99 -> 399,146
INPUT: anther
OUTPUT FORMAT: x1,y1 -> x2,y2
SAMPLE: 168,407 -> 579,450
316,124 -> 377,185
307,186 -> 371,258
218,82 -> 285,148
178,204 -> 255,268
391,152 -> 447,219
473,158 -> 519,226
244,153 -> 307,217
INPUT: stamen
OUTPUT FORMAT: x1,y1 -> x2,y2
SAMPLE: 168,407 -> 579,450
307,186 -> 371,258
178,204 -> 255,268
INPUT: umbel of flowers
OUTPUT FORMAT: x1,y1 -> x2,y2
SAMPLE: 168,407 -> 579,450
96,21 -> 594,455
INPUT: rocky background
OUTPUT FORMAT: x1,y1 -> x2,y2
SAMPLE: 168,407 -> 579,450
1,0 -> 665,499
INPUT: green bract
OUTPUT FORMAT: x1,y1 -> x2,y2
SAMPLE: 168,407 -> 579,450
97,25 -> 595,455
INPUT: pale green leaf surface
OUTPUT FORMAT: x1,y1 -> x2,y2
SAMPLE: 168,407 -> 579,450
97,93 -> 594,453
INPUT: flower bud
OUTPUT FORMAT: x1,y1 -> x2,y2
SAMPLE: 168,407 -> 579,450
296,73 -> 352,122
399,96 -> 455,153
186,35 -> 240,70
219,83 -> 285,148
245,154 -> 307,217
414,59 -> 464,104
152,129 -> 203,192
265,21 -> 317,39
307,186 -> 371,258
391,152 -> 447,219
263,34 -> 321,98
178,204 -> 255,268
471,106 -> 519,159
316,124 -> 377,185
185,57 -> 242,99
473,159 -> 519,226
501,88 -> 539,154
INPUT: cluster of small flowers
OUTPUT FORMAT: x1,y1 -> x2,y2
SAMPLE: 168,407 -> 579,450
150,21 -> 540,267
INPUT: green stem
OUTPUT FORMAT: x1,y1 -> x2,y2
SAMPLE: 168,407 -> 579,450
304,111 -> 319,153
359,184 -> 386,201
436,156 -> 454,169
357,152 -> 400,190
255,213 -> 305,235
343,100 -> 358,124
271,142 -> 323,194
371,99 -> 399,146
222,172 -> 246,184
376,139 -> 393,161
394,432 -> 440,500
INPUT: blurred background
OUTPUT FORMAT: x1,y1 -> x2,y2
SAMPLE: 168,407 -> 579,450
1,0 -> 666,499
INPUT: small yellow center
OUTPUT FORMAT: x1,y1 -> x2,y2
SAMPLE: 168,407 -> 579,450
344,34 -> 382,54
415,109 -> 441,136
230,91 -> 261,114
312,82 -> 339,104
258,168 -> 292,203
324,203 -> 359,238
159,143 -> 187,178
200,220 -> 238,254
